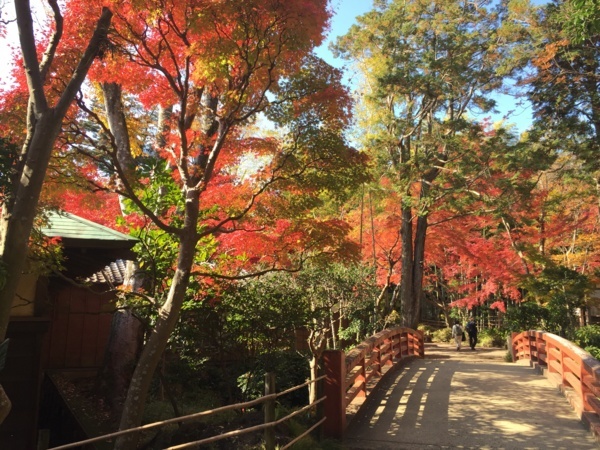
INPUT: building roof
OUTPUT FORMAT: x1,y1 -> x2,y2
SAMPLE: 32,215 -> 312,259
41,211 -> 137,242
40,211 -> 137,282
87,259 -> 128,285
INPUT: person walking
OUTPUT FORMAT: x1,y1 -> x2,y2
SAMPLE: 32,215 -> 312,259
451,321 -> 463,351
466,317 -> 478,350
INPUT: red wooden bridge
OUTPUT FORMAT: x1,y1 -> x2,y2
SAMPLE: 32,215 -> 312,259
322,328 -> 600,448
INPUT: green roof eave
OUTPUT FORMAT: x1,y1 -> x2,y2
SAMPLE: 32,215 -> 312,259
40,211 -> 137,243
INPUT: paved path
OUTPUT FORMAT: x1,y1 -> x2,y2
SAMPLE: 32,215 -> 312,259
344,343 -> 599,449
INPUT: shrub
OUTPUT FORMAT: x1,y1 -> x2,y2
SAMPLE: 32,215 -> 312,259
585,346 -> 600,360
503,301 -> 548,333
574,325 -> 600,360
575,325 -> 600,349
237,350 -> 309,407
417,324 -> 434,343
478,328 -> 506,348
432,328 -> 452,343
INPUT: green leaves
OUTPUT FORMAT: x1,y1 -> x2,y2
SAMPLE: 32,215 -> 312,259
564,0 -> 600,43
335,0 -> 506,197
520,265 -> 593,337
0,137 -> 19,206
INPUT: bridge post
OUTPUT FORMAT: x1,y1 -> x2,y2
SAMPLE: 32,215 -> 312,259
322,349 -> 346,439
416,330 -> 425,357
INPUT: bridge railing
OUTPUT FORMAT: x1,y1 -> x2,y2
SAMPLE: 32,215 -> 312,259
321,326 -> 424,439
511,330 -> 600,436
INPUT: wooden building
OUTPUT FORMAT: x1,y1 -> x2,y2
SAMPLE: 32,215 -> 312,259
0,211 -> 136,450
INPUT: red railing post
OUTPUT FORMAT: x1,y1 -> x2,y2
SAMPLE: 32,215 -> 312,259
383,337 -> 393,367
559,345 -> 568,387
373,344 -> 382,377
510,332 -> 518,362
538,333 -> 547,365
322,349 -> 346,439
416,330 -> 425,357
548,340 -> 558,376
510,332 -> 515,360
400,330 -> 407,358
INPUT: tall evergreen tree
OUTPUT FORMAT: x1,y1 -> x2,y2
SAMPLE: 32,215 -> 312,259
334,0 -> 506,327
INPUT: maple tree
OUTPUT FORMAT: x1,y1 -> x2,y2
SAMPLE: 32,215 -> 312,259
417,141 -> 600,327
356,130 -> 549,321
21,0 -> 368,446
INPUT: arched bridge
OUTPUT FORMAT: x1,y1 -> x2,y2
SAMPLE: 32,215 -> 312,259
322,328 -> 600,448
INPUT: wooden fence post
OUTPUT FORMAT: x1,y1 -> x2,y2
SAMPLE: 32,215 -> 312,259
264,372 -> 276,450
322,350 -> 346,439
317,367 -> 325,442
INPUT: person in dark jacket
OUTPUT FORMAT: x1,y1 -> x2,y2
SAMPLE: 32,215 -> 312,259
466,318 -> 478,350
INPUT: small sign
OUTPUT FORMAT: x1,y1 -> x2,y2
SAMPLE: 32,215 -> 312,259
0,339 -> 9,373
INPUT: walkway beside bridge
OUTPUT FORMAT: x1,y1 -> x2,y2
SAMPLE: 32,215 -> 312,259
344,343 -> 599,449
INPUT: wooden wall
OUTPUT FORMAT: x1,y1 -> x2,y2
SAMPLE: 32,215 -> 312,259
0,318 -> 49,450
45,284 -> 115,370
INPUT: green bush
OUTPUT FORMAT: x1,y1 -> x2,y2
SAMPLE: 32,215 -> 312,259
237,350 -> 309,407
574,325 -> 600,360
478,328 -> 506,348
503,301 -> 548,333
417,324 -> 434,343
432,328 -> 452,343
585,346 -> 600,360
575,325 -> 600,349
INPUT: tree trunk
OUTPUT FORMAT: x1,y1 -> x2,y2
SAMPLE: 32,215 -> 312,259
398,203 -> 419,328
0,117 -> 77,424
410,214 -> 428,327
97,307 -> 143,414
397,162 -> 440,330
114,208 -> 199,450
307,321 -> 328,405
0,114 -> 61,339
397,205 -> 428,329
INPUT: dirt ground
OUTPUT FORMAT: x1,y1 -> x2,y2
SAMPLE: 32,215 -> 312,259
424,341 -> 511,362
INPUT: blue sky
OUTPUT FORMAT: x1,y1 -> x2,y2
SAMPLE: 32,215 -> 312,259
316,0 -> 533,134
316,0 -> 374,68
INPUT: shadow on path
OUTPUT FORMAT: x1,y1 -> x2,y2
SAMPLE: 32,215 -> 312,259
344,343 -> 599,449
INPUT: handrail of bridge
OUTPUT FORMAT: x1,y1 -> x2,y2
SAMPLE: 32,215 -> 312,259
511,330 -> 600,438
321,326 -> 424,439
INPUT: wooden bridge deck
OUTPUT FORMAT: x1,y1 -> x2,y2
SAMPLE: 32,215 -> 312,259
344,343 -> 599,449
